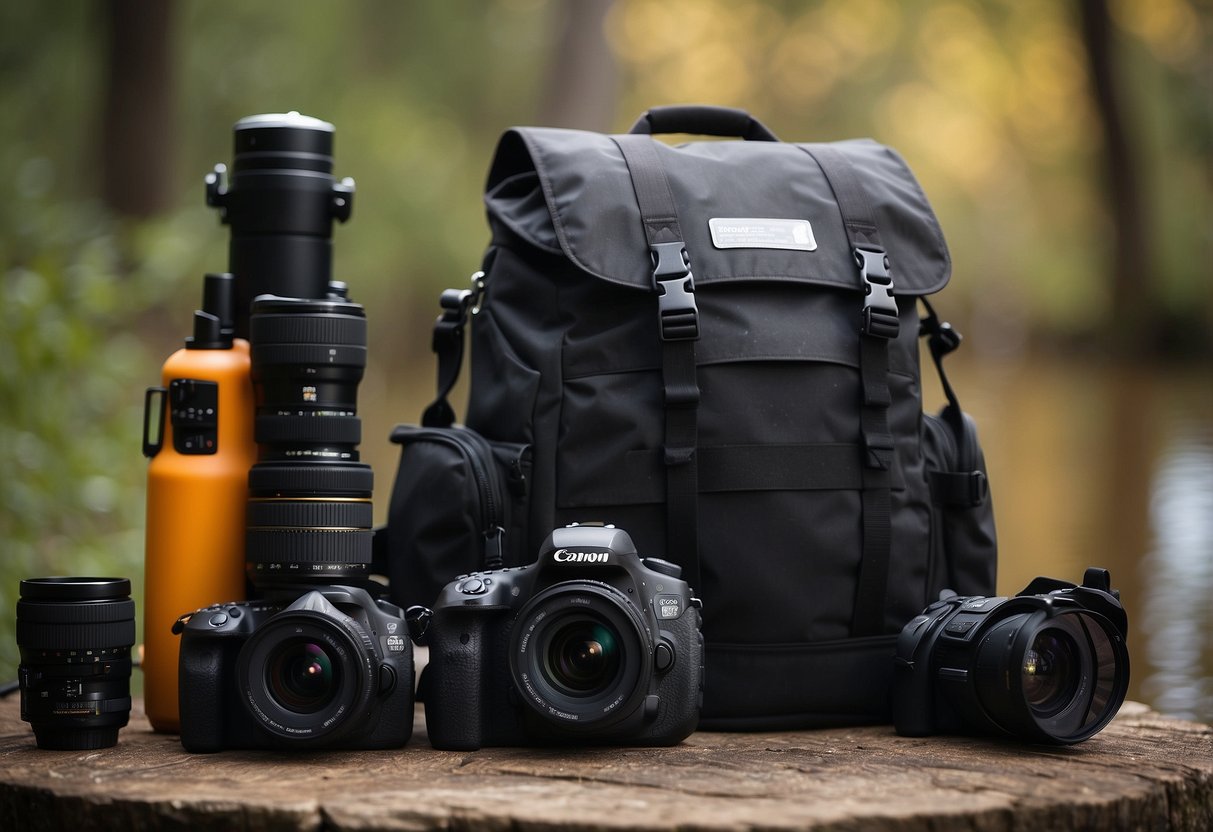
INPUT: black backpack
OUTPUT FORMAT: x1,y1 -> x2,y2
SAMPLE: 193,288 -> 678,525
382,105 -> 997,729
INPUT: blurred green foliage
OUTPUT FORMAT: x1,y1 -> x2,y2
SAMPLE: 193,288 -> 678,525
0,0 -> 1210,686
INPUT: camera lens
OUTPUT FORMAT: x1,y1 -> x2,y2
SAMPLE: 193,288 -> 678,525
266,638 -> 340,714
16,578 -> 135,750
208,112 -> 355,338
237,608 -> 376,743
976,609 -> 1129,743
1021,629 -> 1080,717
511,583 -> 649,728
546,619 -> 623,695
245,292 -> 375,591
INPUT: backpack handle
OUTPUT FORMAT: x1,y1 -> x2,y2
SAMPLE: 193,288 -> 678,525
628,105 -> 779,141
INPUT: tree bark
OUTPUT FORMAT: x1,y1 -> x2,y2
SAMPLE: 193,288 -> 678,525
99,0 -> 177,218
1077,0 -> 1153,353
536,0 -> 617,132
1,698 -> 1211,831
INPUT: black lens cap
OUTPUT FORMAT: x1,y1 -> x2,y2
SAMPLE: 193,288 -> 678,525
19,577 -> 131,603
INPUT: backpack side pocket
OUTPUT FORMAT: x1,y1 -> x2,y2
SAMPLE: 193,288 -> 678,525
922,406 -> 997,596
383,424 -> 530,609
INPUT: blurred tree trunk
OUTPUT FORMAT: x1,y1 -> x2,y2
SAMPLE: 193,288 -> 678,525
100,0 -> 176,218
537,0 -> 617,131
1077,0 -> 1153,353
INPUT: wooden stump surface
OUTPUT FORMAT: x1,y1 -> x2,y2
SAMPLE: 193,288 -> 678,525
0,696 -> 1210,831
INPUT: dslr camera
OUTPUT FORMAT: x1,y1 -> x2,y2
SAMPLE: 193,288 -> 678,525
422,524 -> 703,750
175,586 -> 413,752
893,567 -> 1130,744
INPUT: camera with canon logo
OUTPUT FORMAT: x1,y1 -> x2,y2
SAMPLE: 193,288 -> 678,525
419,523 -> 703,750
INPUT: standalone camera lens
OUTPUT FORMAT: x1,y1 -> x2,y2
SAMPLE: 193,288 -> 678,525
16,578 -> 135,750
266,638 -> 340,713
511,583 -> 648,727
245,291 -> 375,591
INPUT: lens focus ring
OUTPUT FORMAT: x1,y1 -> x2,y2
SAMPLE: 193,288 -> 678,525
247,499 -> 373,529
15,598 -> 136,625
246,528 -> 372,564
251,313 -> 367,348
255,414 -> 362,446
16,619 -> 137,651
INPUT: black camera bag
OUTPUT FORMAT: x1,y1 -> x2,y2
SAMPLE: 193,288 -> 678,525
382,105 -> 997,729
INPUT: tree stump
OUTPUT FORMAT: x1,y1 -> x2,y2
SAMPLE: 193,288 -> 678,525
0,697 -> 1209,831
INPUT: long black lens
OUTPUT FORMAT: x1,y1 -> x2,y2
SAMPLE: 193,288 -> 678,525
206,112 -> 355,338
16,578 -> 135,750
246,292 -> 374,591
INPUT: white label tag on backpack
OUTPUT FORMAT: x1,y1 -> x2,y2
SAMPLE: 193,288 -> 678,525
708,218 -> 817,251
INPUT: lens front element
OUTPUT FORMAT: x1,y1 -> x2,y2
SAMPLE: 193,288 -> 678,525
267,638 -> 340,714
544,619 -> 623,696
1021,628 -> 1081,717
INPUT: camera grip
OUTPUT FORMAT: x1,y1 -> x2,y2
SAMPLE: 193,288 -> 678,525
891,615 -> 939,737
178,638 -> 228,753
648,607 -> 703,745
424,611 -> 488,750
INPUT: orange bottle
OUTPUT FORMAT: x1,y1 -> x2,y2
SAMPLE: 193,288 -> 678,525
141,273 -> 256,732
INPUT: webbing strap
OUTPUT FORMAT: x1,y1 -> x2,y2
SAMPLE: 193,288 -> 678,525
611,134 -> 701,593
421,268 -> 487,429
800,144 -> 897,638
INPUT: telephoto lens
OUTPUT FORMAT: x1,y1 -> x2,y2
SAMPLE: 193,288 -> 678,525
16,578 -> 135,750
245,286 -> 375,592
206,111 -> 355,338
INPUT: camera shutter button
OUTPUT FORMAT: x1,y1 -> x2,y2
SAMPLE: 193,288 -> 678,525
458,578 -> 487,595
208,613 -> 228,627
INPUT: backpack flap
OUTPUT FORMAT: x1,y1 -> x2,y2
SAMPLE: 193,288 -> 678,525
485,128 -> 950,297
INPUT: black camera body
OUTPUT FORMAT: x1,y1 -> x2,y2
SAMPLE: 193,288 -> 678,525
893,567 -> 1130,744
177,586 -> 413,752
423,524 -> 703,750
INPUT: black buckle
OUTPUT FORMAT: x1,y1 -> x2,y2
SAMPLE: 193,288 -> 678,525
651,242 -> 699,341
864,431 -> 895,471
855,247 -> 899,339
431,272 -> 484,353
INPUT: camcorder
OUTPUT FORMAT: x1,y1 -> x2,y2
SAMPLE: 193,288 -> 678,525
893,567 -> 1130,744
420,524 -> 704,750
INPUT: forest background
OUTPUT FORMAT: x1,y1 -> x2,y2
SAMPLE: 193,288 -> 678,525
1,0 -> 1210,720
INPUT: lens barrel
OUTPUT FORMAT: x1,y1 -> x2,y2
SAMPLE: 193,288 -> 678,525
236,609 -> 376,743
16,578 -> 135,750
206,111 -> 355,338
511,582 -> 649,728
246,292 -> 374,591
974,608 -> 1129,744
